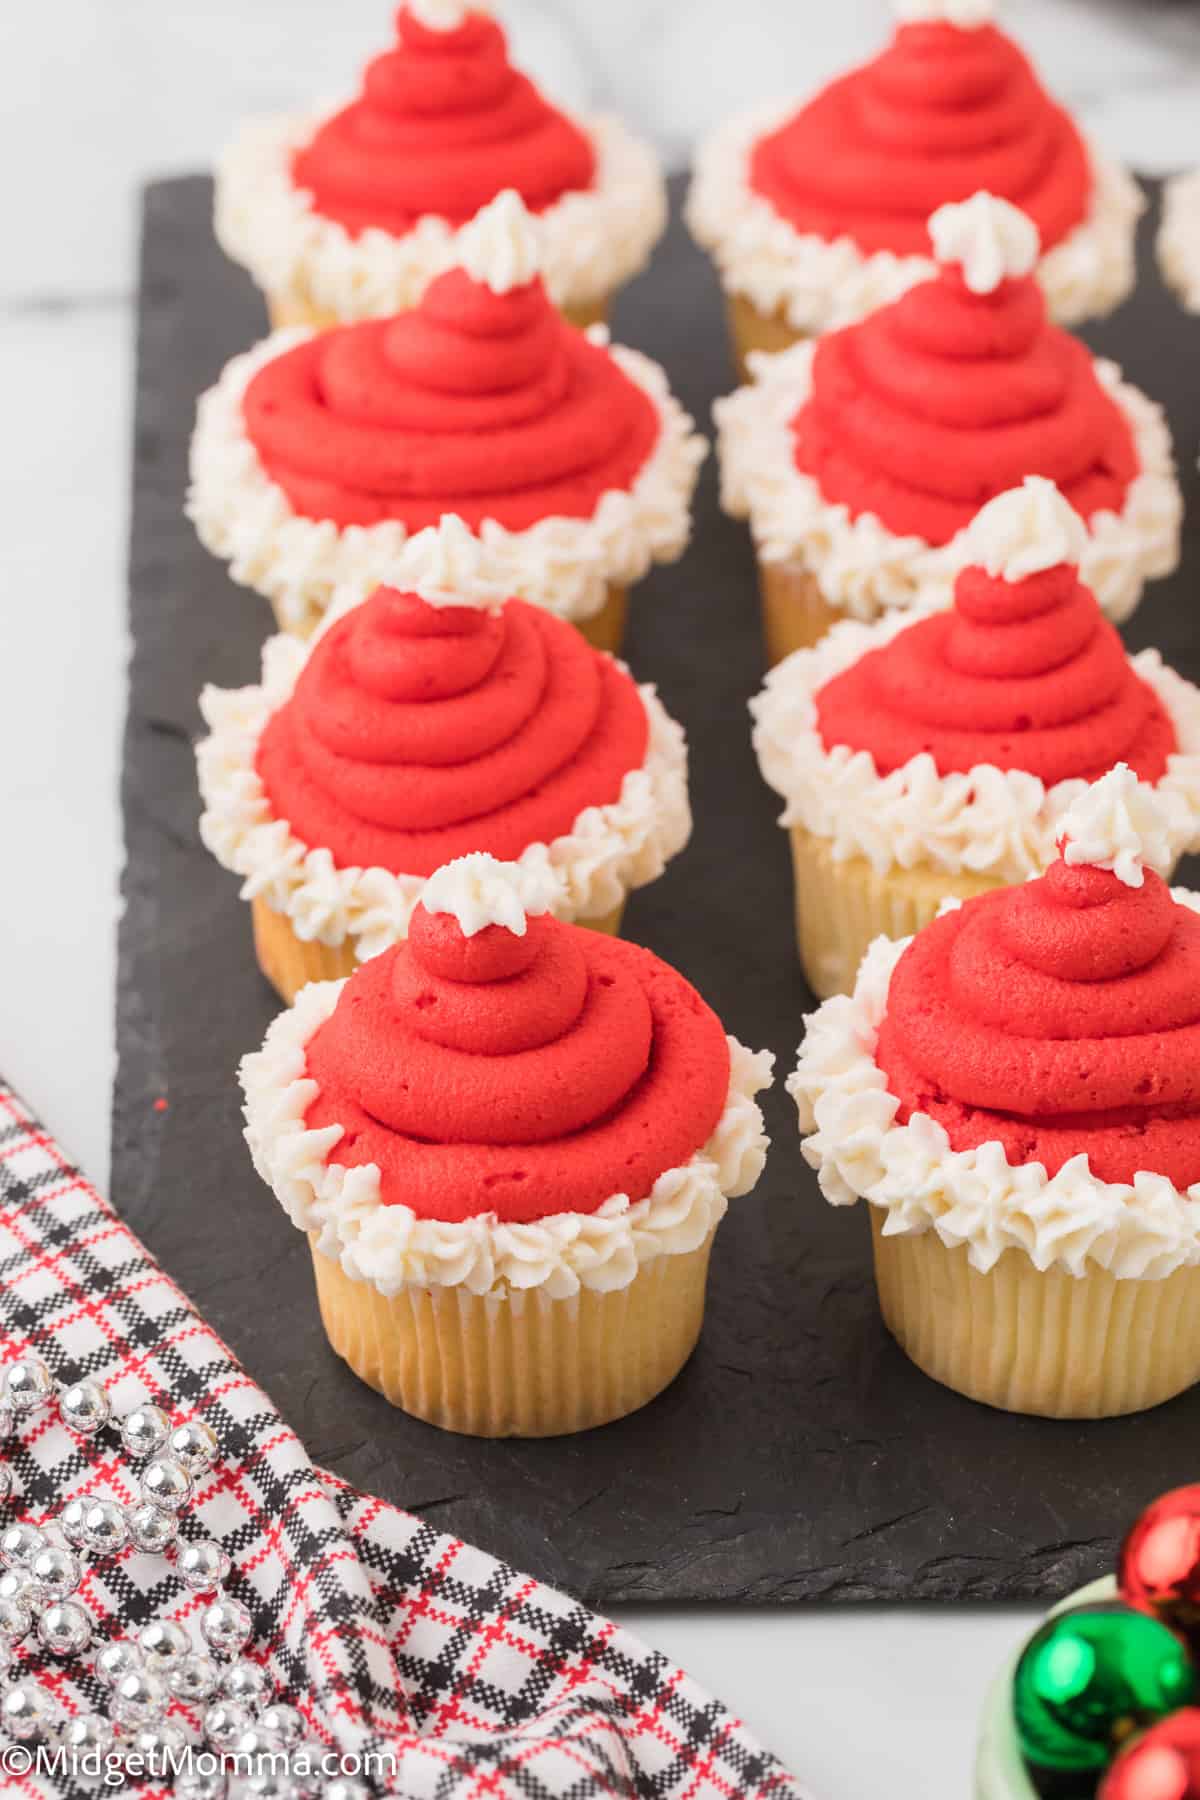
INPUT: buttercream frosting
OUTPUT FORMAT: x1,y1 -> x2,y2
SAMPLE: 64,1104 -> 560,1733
790,867 -> 1200,1279
1059,762 -> 1174,888
965,473 -> 1087,581
240,876 -> 773,1295
420,852 -> 558,937
189,279 -> 705,632
893,0 -> 992,21
197,586 -> 691,954
215,76 -> 665,316
687,98 -> 1141,334
716,236 -> 1179,624
751,545 -> 1200,883
928,192 -> 1039,294
458,188 -> 542,294
1159,170 -> 1200,314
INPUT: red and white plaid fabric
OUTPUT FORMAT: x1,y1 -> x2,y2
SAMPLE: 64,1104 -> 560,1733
0,1081 -> 807,1800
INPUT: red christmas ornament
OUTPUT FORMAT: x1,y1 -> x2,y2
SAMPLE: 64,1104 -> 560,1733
1121,1487 -> 1200,1649
1099,1708 -> 1200,1798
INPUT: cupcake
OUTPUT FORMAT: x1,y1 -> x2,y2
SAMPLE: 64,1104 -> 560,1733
239,854 -> 774,1435
718,192 -> 1180,664
688,0 -> 1142,370
196,517 -> 691,1003
752,478 -> 1200,999
791,765 -> 1200,1420
1160,171 -> 1200,313
215,2 -> 666,332
190,190 -> 704,649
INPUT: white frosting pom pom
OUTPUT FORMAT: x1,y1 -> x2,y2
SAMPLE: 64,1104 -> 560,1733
1060,765 -> 1175,888
422,854 -> 563,937
964,477 -> 1089,583
394,514 -> 514,610
929,191 -> 1041,294
408,0 -> 484,30
892,0 -> 993,25
458,189 -> 544,294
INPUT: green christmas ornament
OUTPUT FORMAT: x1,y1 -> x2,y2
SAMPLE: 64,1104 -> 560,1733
1014,1601 -> 1197,1779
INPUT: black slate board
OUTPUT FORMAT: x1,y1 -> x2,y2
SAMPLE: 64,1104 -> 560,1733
115,174 -> 1200,1609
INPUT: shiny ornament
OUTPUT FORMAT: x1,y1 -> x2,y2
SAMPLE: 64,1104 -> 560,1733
1121,1486 -> 1200,1649
324,1781 -> 369,1800
1015,1602 -> 1197,1778
1099,1707 -> 1200,1797
137,1618 -> 191,1669
111,1666 -> 168,1727
30,1545 -> 81,1602
223,1658 -> 270,1708
94,1638 -> 142,1689
3,1357 -> 54,1414
1,1521 -> 46,1568
169,1652 -> 222,1704
201,1595 -> 253,1657
119,1403 -> 171,1460
141,1453 -> 193,1512
177,1539 -> 231,1593
0,1566 -> 44,1613
168,1419 -> 218,1476
59,1497 -> 88,1547
0,1588 -> 32,1643
81,1499 -> 128,1557
133,1720 -> 193,1767
176,1773 -> 228,1800
258,1703 -> 304,1749
127,1499 -> 178,1554
1,1679 -> 55,1740
204,1698 -> 253,1752
58,1379 -> 111,1437
37,1599 -> 93,1657
61,1713 -> 116,1759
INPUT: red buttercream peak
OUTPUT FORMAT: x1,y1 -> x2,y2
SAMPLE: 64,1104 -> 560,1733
292,6 -> 594,236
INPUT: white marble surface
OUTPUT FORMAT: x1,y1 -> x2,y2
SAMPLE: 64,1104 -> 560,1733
3,2 -> 1199,1795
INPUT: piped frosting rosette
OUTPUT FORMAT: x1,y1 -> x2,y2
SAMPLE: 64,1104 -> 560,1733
717,193 -> 1179,625
751,479 -> 1200,884
1160,170 -> 1200,313
191,191 -> 705,634
241,855 -> 774,1298
790,766 -> 1200,1281
688,0 -> 1142,332
215,4 -> 666,319
197,518 -> 691,955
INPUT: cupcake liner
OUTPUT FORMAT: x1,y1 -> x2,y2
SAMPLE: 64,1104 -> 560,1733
266,290 -> 611,334
725,293 -> 806,380
869,1210 -> 1200,1419
788,825 -> 999,999
251,892 -> 627,1005
757,558 -> 845,665
265,580 -> 629,654
308,1230 -> 714,1436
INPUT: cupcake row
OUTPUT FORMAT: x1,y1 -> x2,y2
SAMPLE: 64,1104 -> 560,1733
181,0 -> 1200,1438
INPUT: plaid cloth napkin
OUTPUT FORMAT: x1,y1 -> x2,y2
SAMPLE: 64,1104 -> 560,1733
0,1080 -> 807,1800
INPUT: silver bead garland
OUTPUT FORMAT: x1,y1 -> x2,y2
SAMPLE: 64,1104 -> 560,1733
0,1365 -> 362,1797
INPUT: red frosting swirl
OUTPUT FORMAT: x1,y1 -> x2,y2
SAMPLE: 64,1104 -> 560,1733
751,22 -> 1091,256
791,260 -> 1138,545
242,270 -> 660,529
256,587 -> 649,874
303,903 -> 732,1220
816,562 -> 1175,783
292,7 -> 595,235
876,860 -> 1200,1186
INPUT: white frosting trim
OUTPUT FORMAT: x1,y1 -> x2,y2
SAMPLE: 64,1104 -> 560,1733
214,108 -> 666,315
1159,170 -> 1200,314
789,918 -> 1200,1282
196,630 -> 692,954
241,987 -> 774,1299
750,605 -> 1200,883
715,336 -> 1180,627
187,327 -> 706,635
686,103 -> 1143,332
422,853 -> 558,938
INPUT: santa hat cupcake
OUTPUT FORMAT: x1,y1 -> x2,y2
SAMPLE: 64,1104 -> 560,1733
240,852 -> 774,1436
751,478 -> 1200,999
189,189 -> 706,647
196,517 -> 691,1002
689,0 -> 1142,367
215,2 -> 666,331
1160,170 -> 1200,313
718,192 -> 1180,663
791,764 -> 1200,1420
